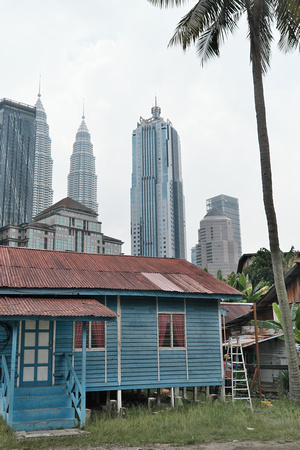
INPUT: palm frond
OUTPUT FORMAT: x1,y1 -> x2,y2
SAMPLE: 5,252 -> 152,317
169,0 -> 222,50
148,0 -> 189,7
169,0 -> 244,64
275,0 -> 300,52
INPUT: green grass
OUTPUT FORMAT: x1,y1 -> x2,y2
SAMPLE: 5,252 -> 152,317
2,399 -> 300,449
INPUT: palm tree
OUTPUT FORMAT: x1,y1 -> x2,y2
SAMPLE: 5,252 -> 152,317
148,0 -> 300,400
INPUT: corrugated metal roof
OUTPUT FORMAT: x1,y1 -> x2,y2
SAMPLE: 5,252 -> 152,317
221,303 -> 253,324
0,296 -> 117,318
0,247 -> 241,297
239,331 -> 283,348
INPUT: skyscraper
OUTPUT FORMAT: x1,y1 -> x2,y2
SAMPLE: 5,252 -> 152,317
195,207 -> 239,277
67,111 -> 98,213
32,85 -> 53,217
131,101 -> 186,258
206,194 -> 242,258
0,98 -> 36,227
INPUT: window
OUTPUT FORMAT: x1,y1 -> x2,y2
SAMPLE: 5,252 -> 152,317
158,313 -> 185,348
74,321 -> 105,350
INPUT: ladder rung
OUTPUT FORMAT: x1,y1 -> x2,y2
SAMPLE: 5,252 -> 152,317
233,388 -> 249,391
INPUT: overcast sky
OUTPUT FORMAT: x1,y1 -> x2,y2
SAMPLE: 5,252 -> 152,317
2,1 -> 300,260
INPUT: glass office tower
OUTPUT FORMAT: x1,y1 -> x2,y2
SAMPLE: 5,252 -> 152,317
206,194 -> 242,258
131,102 -> 186,259
0,98 -> 36,227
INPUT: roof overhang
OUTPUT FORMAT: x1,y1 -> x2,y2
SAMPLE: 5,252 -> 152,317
0,288 -> 242,300
0,297 -> 117,321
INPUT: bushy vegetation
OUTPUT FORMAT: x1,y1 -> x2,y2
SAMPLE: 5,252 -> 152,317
3,399 -> 300,449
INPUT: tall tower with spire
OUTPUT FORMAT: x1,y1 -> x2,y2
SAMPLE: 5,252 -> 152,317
32,78 -> 53,217
131,100 -> 186,259
67,107 -> 98,213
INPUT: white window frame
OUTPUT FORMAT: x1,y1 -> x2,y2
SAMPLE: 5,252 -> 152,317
73,321 -> 106,352
158,312 -> 186,350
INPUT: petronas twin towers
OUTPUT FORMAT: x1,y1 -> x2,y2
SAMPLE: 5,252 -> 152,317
33,95 -> 98,216
67,113 -> 98,213
32,91 -> 54,217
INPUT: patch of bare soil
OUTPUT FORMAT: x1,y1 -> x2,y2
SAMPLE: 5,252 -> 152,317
49,440 -> 300,450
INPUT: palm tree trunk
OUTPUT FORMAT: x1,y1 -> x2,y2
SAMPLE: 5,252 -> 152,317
251,53 -> 300,400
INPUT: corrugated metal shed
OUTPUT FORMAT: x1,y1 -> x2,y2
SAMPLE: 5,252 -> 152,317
0,247 -> 241,296
0,296 -> 117,318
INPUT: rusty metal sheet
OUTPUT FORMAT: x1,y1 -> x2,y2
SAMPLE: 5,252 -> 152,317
0,247 -> 242,296
0,296 -> 117,318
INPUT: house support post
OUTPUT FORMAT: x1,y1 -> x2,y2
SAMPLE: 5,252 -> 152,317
193,387 -> 198,401
117,390 -> 122,411
205,386 -> 210,400
8,321 -> 18,427
81,322 -> 87,428
156,388 -> 161,405
170,387 -> 175,407
106,390 -> 110,407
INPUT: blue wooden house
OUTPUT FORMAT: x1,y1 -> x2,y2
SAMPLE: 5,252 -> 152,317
0,247 -> 241,431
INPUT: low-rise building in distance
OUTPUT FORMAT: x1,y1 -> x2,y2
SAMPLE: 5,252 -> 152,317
0,197 -> 123,255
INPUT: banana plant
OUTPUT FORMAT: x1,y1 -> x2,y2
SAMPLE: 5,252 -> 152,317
218,271 -> 268,303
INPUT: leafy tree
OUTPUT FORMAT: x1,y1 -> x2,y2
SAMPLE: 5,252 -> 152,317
244,246 -> 296,287
148,0 -> 300,400
244,248 -> 274,287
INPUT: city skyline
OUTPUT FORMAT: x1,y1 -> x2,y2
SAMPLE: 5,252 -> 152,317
1,1 -> 299,259
131,102 -> 186,258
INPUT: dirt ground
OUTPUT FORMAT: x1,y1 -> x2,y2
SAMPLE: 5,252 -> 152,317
49,441 -> 300,450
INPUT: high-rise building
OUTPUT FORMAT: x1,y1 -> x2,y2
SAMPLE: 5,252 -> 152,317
0,197 -> 123,254
67,112 -> 98,213
0,98 -> 36,227
131,101 -> 186,258
206,194 -> 242,257
32,85 -> 53,217
195,207 -> 239,277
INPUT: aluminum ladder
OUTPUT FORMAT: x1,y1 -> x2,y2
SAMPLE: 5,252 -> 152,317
223,336 -> 253,410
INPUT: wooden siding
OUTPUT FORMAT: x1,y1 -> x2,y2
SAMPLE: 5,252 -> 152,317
1,295 -> 223,393
186,300 -> 222,385
120,296 -> 158,388
287,277 -> 300,304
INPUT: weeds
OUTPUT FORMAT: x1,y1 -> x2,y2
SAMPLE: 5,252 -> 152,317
2,399 -> 300,449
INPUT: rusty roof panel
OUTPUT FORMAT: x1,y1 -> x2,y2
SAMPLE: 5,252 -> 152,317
0,247 -> 242,297
0,296 -> 117,318
221,303 -> 253,324
239,331 -> 283,347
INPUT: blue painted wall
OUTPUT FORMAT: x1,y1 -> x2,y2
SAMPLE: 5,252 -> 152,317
66,294 -> 222,391
1,294 -> 222,392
